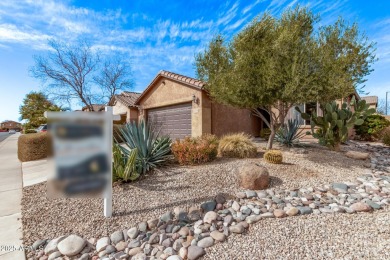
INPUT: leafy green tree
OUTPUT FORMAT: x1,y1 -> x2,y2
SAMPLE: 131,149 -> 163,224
195,6 -> 376,149
19,92 -> 62,130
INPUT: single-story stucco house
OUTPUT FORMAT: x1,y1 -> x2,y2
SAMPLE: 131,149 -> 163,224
361,96 -> 378,111
134,70 -> 262,140
110,91 -> 141,123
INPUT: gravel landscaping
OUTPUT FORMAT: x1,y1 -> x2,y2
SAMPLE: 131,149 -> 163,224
21,141 -> 390,259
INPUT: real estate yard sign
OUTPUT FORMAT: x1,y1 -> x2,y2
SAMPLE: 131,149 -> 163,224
45,107 -> 119,217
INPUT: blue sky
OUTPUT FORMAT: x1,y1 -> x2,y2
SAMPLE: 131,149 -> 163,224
0,0 -> 390,122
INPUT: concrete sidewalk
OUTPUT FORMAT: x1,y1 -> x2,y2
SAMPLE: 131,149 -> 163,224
0,133 -> 25,260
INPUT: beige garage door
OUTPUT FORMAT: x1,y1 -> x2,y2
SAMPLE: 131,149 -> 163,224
147,103 -> 192,140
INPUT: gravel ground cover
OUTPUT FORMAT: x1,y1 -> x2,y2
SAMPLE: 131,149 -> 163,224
205,208 -> 390,260
22,143 -> 368,246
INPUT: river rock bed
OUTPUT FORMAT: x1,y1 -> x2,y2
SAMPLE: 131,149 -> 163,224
26,142 -> 390,260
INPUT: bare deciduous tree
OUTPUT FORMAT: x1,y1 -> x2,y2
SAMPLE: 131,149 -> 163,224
94,55 -> 133,106
30,40 -> 133,111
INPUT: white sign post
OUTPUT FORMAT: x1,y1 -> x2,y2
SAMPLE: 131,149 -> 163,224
46,106 -> 120,218
104,106 -> 119,217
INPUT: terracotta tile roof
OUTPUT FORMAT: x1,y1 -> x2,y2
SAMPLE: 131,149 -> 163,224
361,96 -> 378,104
114,91 -> 141,107
159,70 -> 205,89
82,104 -> 105,111
135,70 -> 205,105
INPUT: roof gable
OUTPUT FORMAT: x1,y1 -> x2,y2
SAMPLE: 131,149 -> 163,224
135,70 -> 205,105
114,91 -> 141,107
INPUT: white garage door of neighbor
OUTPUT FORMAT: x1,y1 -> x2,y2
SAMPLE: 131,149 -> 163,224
147,103 -> 192,140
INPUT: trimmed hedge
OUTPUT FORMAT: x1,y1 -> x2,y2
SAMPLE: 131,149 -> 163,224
18,132 -> 52,162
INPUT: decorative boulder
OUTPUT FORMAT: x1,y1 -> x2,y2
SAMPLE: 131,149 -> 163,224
238,163 -> 269,190
345,151 -> 370,160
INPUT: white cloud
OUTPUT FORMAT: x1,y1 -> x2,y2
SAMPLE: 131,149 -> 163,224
217,1 -> 240,25
242,0 -> 263,14
0,23 -> 51,44
225,15 -> 251,31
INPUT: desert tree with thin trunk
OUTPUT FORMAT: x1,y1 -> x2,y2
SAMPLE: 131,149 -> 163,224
30,40 -> 134,111
195,6 -> 376,149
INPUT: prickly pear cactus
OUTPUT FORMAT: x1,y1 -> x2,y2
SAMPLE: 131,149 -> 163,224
296,98 -> 375,151
264,150 -> 283,164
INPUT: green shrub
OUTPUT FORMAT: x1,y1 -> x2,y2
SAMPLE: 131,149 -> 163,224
275,119 -> 305,147
18,133 -> 52,162
113,144 -> 139,182
25,129 -> 37,134
172,134 -> 218,165
355,114 -> 390,141
119,119 -> 172,174
382,128 -> 390,146
260,128 -> 271,139
218,133 -> 257,158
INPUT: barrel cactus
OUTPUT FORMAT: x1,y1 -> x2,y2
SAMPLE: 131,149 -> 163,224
296,98 -> 375,151
264,150 -> 283,164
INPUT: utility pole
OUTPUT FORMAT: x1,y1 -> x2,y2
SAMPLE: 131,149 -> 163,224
387,91 -> 390,115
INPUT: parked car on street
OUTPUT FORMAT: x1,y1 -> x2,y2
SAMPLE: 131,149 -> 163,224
8,129 -> 16,134
36,124 -> 48,132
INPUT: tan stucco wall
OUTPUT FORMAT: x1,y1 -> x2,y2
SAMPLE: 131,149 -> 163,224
211,102 -> 261,137
137,76 -> 261,138
129,107 -> 139,123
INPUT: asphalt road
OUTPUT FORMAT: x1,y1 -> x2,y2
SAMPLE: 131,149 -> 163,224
0,132 -> 14,142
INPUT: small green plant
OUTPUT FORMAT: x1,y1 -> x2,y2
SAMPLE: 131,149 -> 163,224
382,128 -> 390,146
275,119 -> 305,147
218,133 -> 257,158
296,98 -> 375,151
354,114 -> 390,141
113,144 -> 139,182
119,119 -> 172,174
25,129 -> 37,134
260,128 -> 271,139
172,134 -> 218,165
264,150 -> 283,164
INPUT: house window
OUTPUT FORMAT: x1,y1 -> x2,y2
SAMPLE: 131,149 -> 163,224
290,102 -> 319,126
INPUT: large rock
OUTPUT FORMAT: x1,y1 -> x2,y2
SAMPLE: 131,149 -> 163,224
203,211 -> 218,224
57,235 -> 86,256
350,202 -> 372,212
197,237 -> 214,248
44,236 -> 66,255
345,151 -> 370,160
187,245 -> 205,260
238,163 -> 269,190
96,237 -> 110,252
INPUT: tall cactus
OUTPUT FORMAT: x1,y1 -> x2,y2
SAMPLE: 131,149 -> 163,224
296,98 -> 375,151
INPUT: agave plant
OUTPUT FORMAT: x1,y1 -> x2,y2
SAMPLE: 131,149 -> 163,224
112,143 -> 139,182
275,119 -> 305,147
119,119 -> 171,174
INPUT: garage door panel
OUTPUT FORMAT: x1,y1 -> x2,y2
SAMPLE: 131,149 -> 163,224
147,103 -> 191,140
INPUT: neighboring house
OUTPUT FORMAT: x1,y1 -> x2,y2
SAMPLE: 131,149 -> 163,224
134,70 -> 261,140
81,104 -> 106,112
1,120 -> 22,131
361,96 -> 378,111
111,91 -> 141,123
